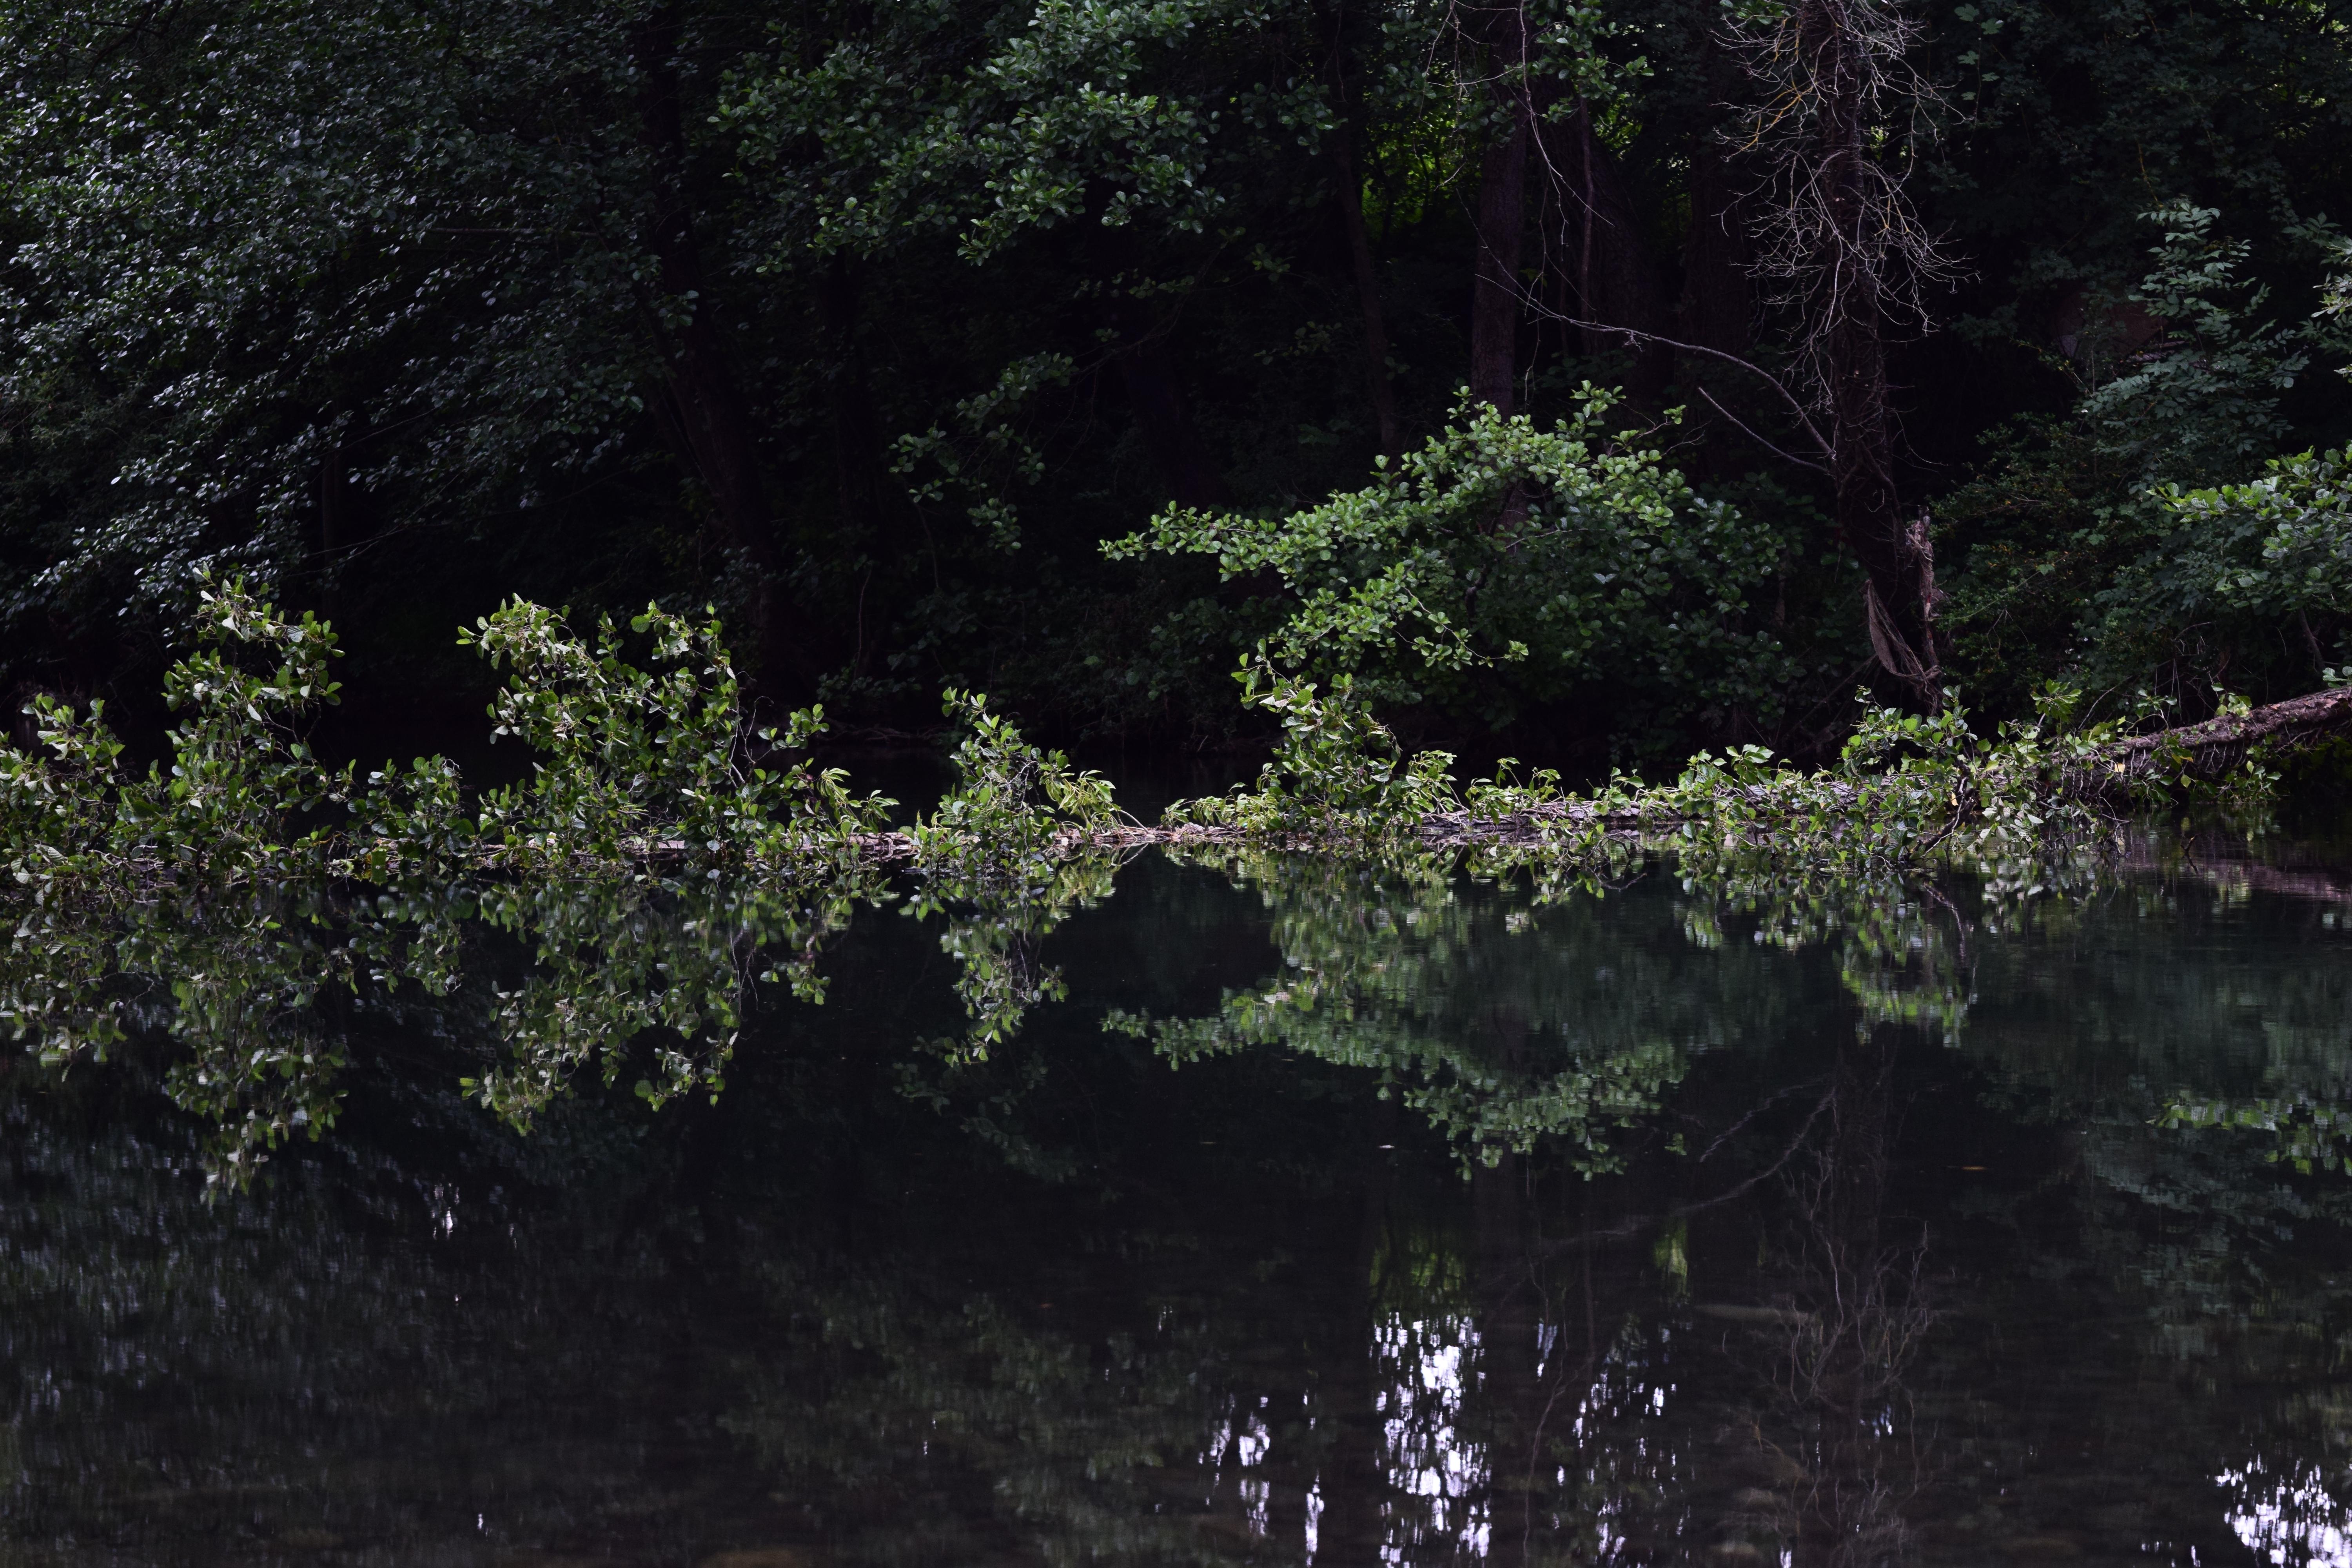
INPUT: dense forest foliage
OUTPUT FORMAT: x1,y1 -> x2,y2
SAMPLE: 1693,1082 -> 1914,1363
3,0 -> 2349,772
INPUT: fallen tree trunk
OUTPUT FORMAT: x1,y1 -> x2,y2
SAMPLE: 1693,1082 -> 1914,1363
2069,686 -> 2352,801
62,691 -> 2352,892
836,687 -> 2352,862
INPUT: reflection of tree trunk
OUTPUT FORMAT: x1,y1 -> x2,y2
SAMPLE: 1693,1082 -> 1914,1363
1474,1152 -> 1537,1568
1204,1417 -> 1244,1535
1783,1027 -> 1926,1568
1820,1032 -> 1892,1252
1263,1417 -> 1308,1557
1468,5 -> 1530,415
1319,1146 -> 1392,1561
633,4 -> 809,698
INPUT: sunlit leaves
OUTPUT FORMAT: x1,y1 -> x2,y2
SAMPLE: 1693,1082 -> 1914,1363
2168,444 -> 2352,623
1106,389 -> 1795,726
907,690 -> 1124,1055
721,0 -> 1333,264
461,597 -> 895,877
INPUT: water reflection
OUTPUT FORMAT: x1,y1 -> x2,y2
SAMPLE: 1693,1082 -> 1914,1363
0,864 -> 877,1180
1109,853 -> 1716,1172
2218,1458 -> 2352,1568
0,837 -> 2349,1563
908,843 -> 1123,1055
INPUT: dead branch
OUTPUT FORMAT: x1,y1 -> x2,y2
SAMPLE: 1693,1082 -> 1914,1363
2069,685 -> 2352,800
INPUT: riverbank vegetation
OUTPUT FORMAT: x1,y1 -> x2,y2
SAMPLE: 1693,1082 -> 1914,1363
5,0 -> 2352,1189
5,576 -> 2321,895
3,577 -> 2337,1182
4,0 -> 2352,778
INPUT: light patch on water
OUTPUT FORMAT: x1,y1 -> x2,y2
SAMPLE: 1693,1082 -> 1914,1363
2218,1457 -> 2352,1566
1375,1311 -> 1489,1558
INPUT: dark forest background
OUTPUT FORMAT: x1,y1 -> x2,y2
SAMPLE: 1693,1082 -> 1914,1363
4,0 -> 2349,776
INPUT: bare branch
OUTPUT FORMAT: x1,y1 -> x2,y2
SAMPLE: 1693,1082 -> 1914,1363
1696,385 -> 1833,475
1718,0 -> 1965,417
1529,307 -> 1837,461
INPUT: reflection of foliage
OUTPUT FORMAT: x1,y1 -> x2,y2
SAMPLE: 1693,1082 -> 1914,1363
1937,861 -> 2352,1517
2160,1093 -> 2352,1176
458,873 -> 876,1127
3,736 -> 2350,1565
721,1185 -> 1699,1568
1112,819 -> 2257,1174
1150,673 -> 2214,1074
722,1256 -> 1258,1566
1110,851 -> 1695,1171
1670,857 -> 1981,1039
0,875 -> 356,1185
0,865 -> 881,1180
1122,835 -> 2027,1178
906,691 -> 1125,1055
7,583 -> 2335,1210
1962,864 -> 2352,1191
918,853 -> 1119,1056
0,1087 -> 779,1560
0,584 -> 926,1165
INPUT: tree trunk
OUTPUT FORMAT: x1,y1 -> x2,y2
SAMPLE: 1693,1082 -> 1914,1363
1554,101 -> 1672,406
1676,112 -> 1757,479
1803,0 -> 1941,708
818,254 -> 889,550
1676,111 -> 1752,363
1332,132 -> 1402,456
633,5 -> 810,700
1467,4 -> 1531,415
817,256 -> 895,681
1315,0 -> 1401,454
1114,308 -> 1230,509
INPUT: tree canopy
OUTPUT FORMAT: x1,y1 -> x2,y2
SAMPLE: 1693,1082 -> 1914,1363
5,0 -> 2350,766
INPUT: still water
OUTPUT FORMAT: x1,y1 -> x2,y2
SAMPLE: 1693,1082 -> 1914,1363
5,836 -> 2352,1566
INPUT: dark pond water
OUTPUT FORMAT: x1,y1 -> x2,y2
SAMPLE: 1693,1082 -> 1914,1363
6,835 -> 2352,1567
